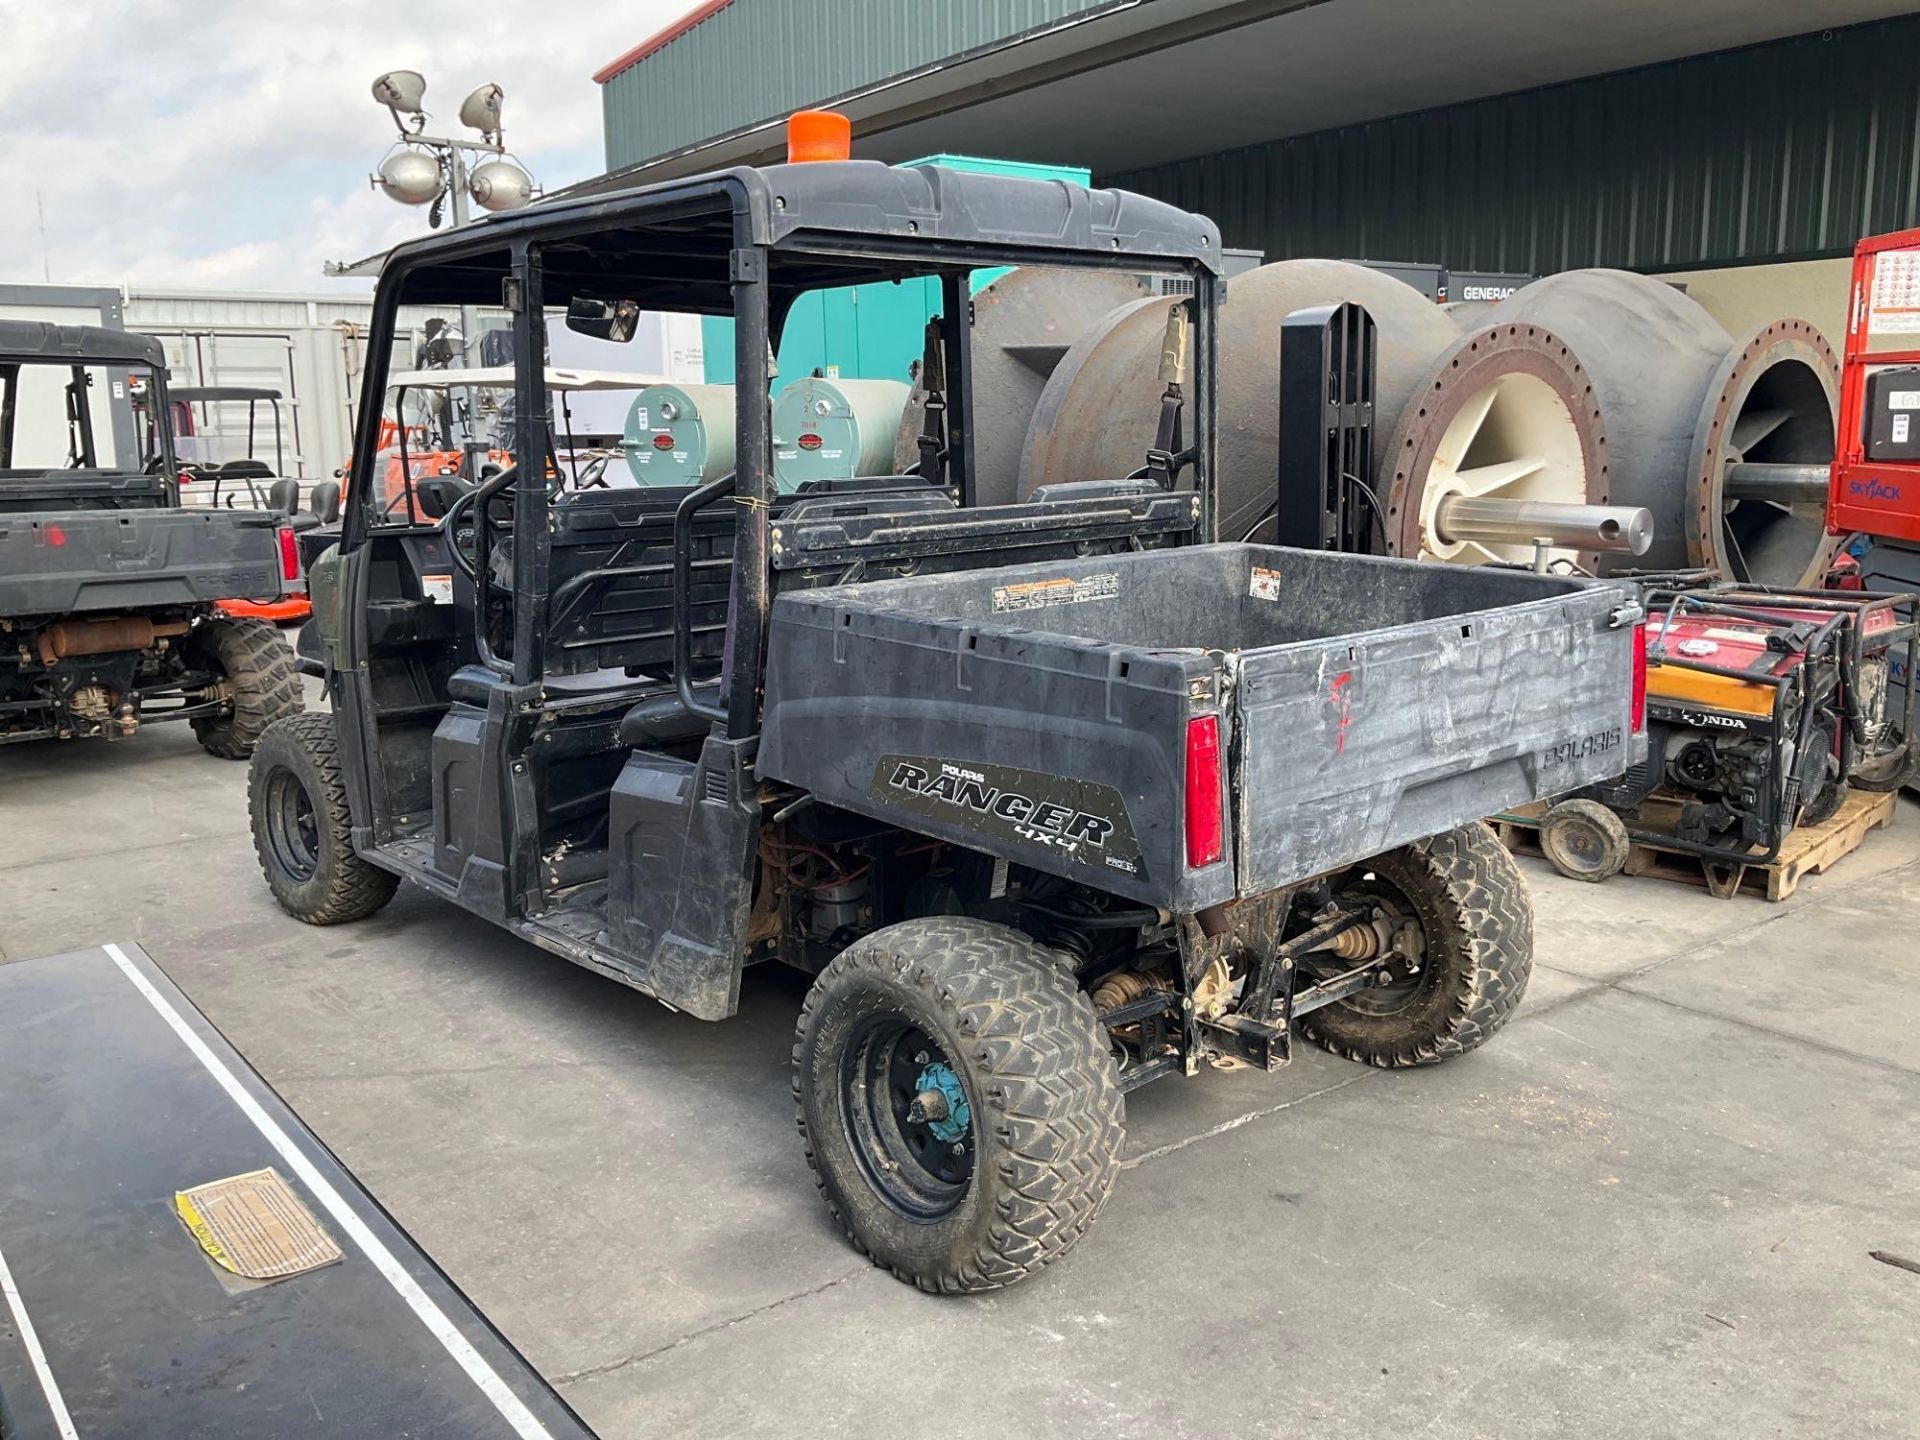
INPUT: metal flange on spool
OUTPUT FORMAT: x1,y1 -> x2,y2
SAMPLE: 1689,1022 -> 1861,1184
1495,269 -> 1840,585
1381,322 -> 1621,571
1688,318 -> 1840,586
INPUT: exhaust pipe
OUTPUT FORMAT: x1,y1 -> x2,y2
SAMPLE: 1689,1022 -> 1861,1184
36,616 -> 190,666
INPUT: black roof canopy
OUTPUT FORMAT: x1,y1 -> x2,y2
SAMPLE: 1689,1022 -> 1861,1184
168,385 -> 283,403
386,161 -> 1221,314
0,321 -> 166,371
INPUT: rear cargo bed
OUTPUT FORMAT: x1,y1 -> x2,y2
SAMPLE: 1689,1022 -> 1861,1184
759,543 -> 1642,911
0,508 -> 285,615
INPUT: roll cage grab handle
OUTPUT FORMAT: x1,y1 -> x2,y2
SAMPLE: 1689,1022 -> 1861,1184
674,471 -> 736,725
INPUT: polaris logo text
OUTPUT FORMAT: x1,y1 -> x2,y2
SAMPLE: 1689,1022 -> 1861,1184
1542,727 -> 1622,768
886,761 -> 1116,847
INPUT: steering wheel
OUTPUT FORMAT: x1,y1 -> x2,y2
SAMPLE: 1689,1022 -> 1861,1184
574,453 -> 613,490
439,464 -> 518,585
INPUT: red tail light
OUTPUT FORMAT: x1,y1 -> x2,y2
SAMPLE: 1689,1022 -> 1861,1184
277,525 -> 300,583
1184,714 -> 1225,870
1630,622 -> 1648,734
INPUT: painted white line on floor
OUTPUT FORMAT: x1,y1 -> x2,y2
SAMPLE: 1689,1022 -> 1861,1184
101,943 -> 555,1440
0,1238 -> 81,1439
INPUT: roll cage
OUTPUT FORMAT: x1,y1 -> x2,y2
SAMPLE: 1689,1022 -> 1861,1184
340,161 -> 1223,741
0,321 -> 175,490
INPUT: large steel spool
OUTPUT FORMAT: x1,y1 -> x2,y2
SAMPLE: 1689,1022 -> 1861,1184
1018,260 -> 1628,563
1495,270 -> 1839,585
1382,322 -> 1620,570
1690,318 -> 1840,586
892,267 -> 1153,504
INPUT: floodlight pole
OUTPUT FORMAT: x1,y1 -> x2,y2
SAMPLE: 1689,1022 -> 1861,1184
432,137 -> 481,365
405,130 -> 496,458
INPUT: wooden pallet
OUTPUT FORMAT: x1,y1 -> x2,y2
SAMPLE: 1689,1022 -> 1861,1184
1493,787 -> 1897,902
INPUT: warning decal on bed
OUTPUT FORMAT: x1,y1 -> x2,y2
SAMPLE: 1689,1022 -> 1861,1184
1249,566 -> 1283,601
991,572 -> 1118,612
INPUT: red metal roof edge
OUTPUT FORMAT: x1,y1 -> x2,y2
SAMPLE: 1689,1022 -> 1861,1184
593,0 -> 737,85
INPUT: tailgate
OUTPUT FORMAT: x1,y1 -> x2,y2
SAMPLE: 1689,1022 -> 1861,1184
0,510 -> 287,615
1231,584 -> 1639,895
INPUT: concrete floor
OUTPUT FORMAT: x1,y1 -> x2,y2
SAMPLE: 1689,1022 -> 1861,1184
4,699 -> 1919,1439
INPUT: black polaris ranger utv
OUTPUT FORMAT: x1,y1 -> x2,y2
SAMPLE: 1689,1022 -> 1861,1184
0,322 -> 302,753
250,158 -> 1644,1291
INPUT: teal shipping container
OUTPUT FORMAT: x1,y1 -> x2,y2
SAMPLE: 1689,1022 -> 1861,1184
700,154 -> 1091,388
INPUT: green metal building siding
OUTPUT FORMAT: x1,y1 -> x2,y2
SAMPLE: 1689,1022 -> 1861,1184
1103,16 -> 1920,274
600,0 -> 1116,170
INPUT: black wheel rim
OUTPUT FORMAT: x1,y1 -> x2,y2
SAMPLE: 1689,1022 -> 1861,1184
1321,872 -> 1434,1016
839,1012 -> 975,1222
263,767 -> 321,883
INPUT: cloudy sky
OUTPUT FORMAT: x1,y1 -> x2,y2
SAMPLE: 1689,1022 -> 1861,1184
2,0 -> 702,293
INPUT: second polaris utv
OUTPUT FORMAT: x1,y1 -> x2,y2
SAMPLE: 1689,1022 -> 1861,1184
0,323 -> 302,754
251,155 -> 1643,1291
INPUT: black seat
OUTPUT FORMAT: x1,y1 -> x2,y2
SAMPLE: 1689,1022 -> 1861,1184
417,476 -> 473,520
308,478 -> 342,524
447,664 -> 508,706
616,684 -> 719,748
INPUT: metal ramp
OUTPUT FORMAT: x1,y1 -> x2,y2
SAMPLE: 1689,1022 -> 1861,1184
0,942 -> 596,1440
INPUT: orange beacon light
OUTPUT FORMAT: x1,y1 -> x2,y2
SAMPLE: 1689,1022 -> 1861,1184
787,110 -> 851,164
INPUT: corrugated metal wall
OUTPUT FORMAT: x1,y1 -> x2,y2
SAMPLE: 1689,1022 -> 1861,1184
1105,16 -> 1920,273
602,0 -> 1114,169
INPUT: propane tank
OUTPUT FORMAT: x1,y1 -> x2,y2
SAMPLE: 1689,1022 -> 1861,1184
772,377 -> 911,490
622,383 -> 737,485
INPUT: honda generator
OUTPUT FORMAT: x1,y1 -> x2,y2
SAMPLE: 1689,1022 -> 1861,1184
1537,579 -> 1916,881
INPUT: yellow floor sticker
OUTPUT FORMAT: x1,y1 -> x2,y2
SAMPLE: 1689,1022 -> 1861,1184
175,1168 -> 342,1281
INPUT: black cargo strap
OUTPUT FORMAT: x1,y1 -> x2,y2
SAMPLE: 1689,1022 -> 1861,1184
1144,384 -> 1184,490
916,317 -> 947,487
1144,300 -> 1194,490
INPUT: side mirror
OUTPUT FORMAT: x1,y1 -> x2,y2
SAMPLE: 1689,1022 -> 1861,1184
566,296 -> 639,343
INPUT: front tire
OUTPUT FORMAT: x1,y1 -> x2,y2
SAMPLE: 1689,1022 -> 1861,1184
794,918 -> 1124,1293
1302,822 -> 1533,1068
248,712 -> 399,924
188,617 -> 302,758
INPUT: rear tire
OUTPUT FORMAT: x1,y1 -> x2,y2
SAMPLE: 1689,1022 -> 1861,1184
249,712 -> 399,924
794,917 -> 1124,1293
1539,799 -> 1630,882
188,617 -> 302,759
1302,822 -> 1532,1068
